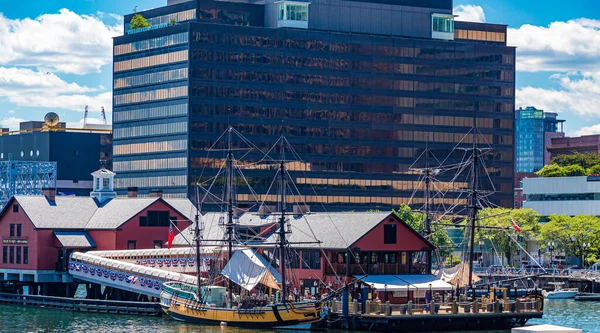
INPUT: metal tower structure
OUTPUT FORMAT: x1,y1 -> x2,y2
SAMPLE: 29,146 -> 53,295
0,154 -> 57,209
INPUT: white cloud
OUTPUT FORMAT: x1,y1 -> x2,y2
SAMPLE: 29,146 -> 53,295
508,18 -> 600,72
572,124 -> 600,137
0,117 -> 26,130
0,9 -> 122,75
0,67 -> 111,112
516,71 -> 600,118
7,110 -> 14,114
454,5 -> 486,23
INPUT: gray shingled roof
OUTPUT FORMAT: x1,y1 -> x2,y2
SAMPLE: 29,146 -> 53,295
54,231 -> 96,248
15,196 -> 98,229
85,198 -> 159,229
12,196 -> 197,231
264,212 -> 392,249
173,211 -> 393,250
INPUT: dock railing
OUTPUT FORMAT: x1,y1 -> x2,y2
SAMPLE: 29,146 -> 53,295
327,298 -> 542,317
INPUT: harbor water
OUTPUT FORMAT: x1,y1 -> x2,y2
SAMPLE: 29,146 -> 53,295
0,299 -> 595,333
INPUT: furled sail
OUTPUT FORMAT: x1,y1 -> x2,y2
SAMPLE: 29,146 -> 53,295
221,249 -> 281,291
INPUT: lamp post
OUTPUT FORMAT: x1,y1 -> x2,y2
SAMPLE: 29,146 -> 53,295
548,241 -> 555,269
479,240 -> 485,267
582,242 -> 591,268
384,284 -> 388,303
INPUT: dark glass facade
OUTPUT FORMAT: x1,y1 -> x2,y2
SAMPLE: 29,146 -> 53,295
113,0 -> 516,210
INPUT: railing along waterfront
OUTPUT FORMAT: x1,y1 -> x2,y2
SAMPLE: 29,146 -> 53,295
473,267 -> 600,279
326,298 -> 542,317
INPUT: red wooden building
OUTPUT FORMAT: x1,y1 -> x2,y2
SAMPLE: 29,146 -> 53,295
0,169 -> 192,295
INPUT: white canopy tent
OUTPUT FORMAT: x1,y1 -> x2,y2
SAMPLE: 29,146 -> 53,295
355,274 -> 454,292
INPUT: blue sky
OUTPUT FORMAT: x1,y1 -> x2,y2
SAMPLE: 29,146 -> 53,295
1,0 -> 599,135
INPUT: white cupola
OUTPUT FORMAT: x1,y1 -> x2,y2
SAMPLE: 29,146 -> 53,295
90,168 -> 117,203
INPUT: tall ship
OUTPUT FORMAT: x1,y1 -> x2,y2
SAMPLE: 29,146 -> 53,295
160,127 -> 324,329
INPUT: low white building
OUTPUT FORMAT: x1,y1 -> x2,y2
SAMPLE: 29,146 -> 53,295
522,176 -> 600,217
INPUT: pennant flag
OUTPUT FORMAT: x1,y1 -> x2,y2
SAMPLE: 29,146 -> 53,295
510,216 -> 521,233
168,224 -> 175,249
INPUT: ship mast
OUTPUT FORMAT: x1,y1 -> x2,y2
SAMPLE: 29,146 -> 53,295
467,127 -> 480,298
225,127 -> 235,305
194,208 -> 202,298
278,137 -> 289,303
424,138 -> 432,237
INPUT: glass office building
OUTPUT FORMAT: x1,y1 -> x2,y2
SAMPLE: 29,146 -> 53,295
113,0 -> 516,210
515,106 -> 564,173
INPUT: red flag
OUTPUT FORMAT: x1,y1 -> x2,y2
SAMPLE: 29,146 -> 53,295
510,216 -> 521,233
168,224 -> 175,249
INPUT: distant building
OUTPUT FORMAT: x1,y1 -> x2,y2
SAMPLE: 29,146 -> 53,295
515,107 -> 565,173
0,113 -> 112,196
0,169 -> 192,296
548,135 -> 600,160
522,175 -> 600,217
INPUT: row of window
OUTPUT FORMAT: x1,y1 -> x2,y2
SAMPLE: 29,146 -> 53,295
2,246 -> 28,265
139,211 -> 177,227
115,68 -> 188,89
9,223 -> 22,237
113,139 -> 187,156
114,103 -> 188,122
190,31 -> 515,60
113,121 -> 187,139
296,177 -> 468,191
234,193 -> 467,205
189,85 -> 513,111
189,49 -> 514,79
114,175 -> 187,188
126,9 -> 196,34
432,16 -> 454,33
114,86 -> 188,106
190,68 -> 513,97
189,105 -> 512,127
455,29 -> 506,43
114,50 -> 188,73
114,32 -> 189,56
114,157 -> 187,172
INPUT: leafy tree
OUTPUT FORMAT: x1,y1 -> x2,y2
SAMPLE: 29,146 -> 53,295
463,208 -> 542,264
130,14 -> 151,29
562,164 -> 587,177
588,164 -> 600,175
552,152 -> 600,169
393,204 -> 453,258
535,164 -> 565,177
169,18 -> 177,26
538,215 -> 600,265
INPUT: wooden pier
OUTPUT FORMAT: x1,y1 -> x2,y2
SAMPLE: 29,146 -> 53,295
0,292 -> 162,316
326,298 -> 544,332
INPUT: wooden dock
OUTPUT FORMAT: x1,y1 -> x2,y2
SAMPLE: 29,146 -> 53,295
0,292 -> 162,316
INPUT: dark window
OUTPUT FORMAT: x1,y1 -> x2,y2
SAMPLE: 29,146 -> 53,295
139,216 -> 148,226
154,240 -> 163,249
9,224 -> 14,237
145,211 -> 172,227
9,246 -> 14,264
383,224 -> 397,244
16,247 -> 21,264
169,216 -> 177,227
127,241 -> 137,250
2,246 -> 7,264
12,205 -> 18,213
16,225 -> 21,237
302,250 -> 321,269
23,247 -> 28,265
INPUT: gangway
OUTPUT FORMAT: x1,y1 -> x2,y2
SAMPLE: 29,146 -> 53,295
69,252 -> 200,298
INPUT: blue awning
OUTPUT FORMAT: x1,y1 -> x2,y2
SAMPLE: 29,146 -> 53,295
354,274 -> 453,291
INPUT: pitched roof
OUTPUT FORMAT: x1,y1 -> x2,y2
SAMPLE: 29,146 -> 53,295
265,212 -> 392,249
15,196 -> 98,229
11,196 -> 196,230
85,198 -> 159,229
54,231 -> 96,248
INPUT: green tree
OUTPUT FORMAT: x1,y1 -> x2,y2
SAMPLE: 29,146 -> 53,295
130,14 -> 151,29
562,164 -> 587,176
393,204 -> 453,259
552,152 -> 600,169
588,164 -> 600,175
169,18 -> 177,26
463,208 -> 542,264
538,215 -> 600,265
535,164 -> 565,177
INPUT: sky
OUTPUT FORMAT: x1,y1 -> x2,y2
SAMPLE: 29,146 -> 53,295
0,0 -> 599,135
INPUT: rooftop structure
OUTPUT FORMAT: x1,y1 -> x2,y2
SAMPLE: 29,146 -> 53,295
0,156 -> 57,210
547,135 -> 600,159
112,0 -> 516,210
522,176 -> 600,217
